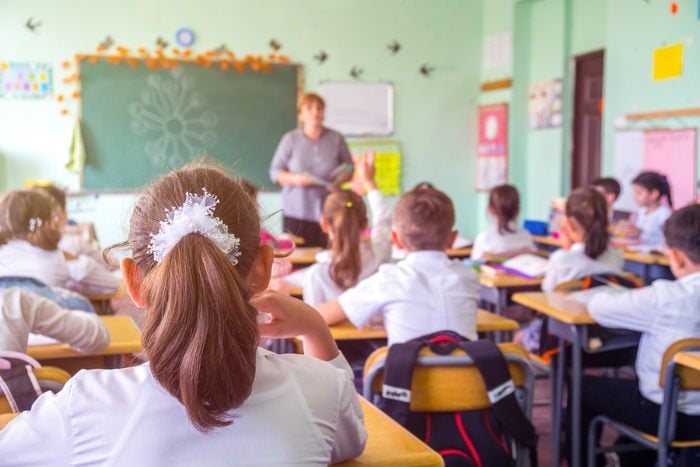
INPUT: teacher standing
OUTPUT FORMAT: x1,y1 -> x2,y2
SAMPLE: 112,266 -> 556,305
269,93 -> 353,247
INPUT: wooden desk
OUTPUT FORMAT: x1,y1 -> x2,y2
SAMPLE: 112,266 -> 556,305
333,398 -> 443,467
285,247 -> 323,267
512,291 -> 638,467
622,251 -> 672,284
86,285 -> 129,315
446,246 -> 472,259
532,235 -> 562,251
28,315 -> 143,374
479,272 -> 543,315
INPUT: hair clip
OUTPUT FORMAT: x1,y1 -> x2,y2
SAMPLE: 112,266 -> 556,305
148,188 -> 242,265
345,201 -> 353,208
28,217 -> 43,232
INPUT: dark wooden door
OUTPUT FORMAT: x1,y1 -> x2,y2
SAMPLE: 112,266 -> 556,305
571,50 -> 604,189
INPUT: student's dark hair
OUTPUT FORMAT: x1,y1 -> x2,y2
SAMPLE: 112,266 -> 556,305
321,190 -> 367,289
126,161 -> 260,432
238,178 -> 259,200
394,185 -> 455,251
565,187 -> 610,259
591,177 -> 621,200
632,171 -> 673,208
0,190 -> 61,250
413,181 -> 435,190
34,185 -> 67,211
663,204 -> 700,264
489,184 -> 520,235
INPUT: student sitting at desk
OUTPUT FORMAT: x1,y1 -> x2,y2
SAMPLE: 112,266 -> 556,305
0,163 -> 366,465
0,190 -> 119,295
471,184 -> 535,261
582,204 -> 700,466
316,184 -> 480,345
591,177 -> 621,211
0,287 -> 108,353
625,171 -> 674,245
299,154 -> 391,306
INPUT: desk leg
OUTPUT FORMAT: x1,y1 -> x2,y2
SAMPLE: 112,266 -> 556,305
552,337 -> 566,467
497,288 -> 507,316
571,326 -> 583,467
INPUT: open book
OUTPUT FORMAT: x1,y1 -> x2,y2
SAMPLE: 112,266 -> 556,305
481,254 -> 549,278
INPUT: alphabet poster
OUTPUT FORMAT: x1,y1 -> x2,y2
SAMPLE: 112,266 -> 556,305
477,103 -> 508,191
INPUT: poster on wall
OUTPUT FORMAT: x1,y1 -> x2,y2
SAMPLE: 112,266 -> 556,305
652,43 -> 684,81
0,62 -> 53,99
348,140 -> 402,196
528,79 -> 562,129
476,103 -> 508,191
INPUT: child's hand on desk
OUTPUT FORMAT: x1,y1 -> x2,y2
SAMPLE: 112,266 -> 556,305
252,291 -> 338,361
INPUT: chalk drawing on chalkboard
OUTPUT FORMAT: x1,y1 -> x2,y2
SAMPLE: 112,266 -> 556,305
128,68 -> 218,169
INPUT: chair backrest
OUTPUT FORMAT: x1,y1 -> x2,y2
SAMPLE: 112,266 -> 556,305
363,342 -> 533,413
0,366 -> 71,414
660,338 -> 700,390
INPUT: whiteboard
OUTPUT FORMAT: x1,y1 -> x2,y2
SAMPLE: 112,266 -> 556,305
613,130 -> 645,212
319,81 -> 394,136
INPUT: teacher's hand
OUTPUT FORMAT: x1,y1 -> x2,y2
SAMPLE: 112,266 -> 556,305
294,173 -> 316,187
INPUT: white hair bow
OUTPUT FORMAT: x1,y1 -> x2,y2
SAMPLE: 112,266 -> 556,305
148,189 -> 242,265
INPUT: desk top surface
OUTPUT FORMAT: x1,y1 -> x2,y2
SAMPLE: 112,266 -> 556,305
512,291 -> 595,325
27,315 -> 143,360
333,397 -> 444,467
673,352 -> 700,372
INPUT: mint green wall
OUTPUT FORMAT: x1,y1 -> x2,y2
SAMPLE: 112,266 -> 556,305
0,0 -> 483,246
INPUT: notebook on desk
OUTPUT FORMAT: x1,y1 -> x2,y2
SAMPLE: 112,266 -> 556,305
481,254 -> 549,279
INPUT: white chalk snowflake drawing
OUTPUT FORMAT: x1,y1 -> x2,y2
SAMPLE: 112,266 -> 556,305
128,68 -> 217,169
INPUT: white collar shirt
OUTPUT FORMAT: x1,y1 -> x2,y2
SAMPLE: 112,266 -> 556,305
0,349 -> 366,466
338,251 -> 480,345
588,272 -> 700,414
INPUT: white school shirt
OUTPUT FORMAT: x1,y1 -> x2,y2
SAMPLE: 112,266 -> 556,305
338,251 -> 480,345
0,348 -> 366,466
635,205 -> 672,245
588,272 -> 700,414
0,240 -> 119,294
59,233 -> 104,264
541,242 -> 624,292
303,190 -> 392,306
471,223 -> 535,261
0,287 -> 109,353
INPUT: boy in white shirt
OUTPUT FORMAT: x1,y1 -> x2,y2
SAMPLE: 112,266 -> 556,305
582,204 -> 700,465
316,185 -> 480,345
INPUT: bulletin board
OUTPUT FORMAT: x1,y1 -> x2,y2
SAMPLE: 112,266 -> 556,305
476,103 -> 508,191
613,128 -> 697,211
319,81 -> 394,136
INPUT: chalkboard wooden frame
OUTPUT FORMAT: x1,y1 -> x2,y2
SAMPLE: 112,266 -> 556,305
78,57 -> 302,192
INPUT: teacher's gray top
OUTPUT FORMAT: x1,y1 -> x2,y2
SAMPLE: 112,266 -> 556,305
269,127 -> 353,222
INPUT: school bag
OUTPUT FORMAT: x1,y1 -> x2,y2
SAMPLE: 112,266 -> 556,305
0,351 -> 43,413
376,331 -> 538,467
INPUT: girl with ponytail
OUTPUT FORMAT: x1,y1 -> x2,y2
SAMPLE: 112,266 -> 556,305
627,171 -> 674,245
541,187 -> 625,292
0,161 -> 366,465
299,153 -> 392,306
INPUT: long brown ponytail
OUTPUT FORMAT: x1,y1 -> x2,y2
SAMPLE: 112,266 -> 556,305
321,190 -> 367,289
632,171 -> 673,208
565,187 -> 610,259
488,185 -> 520,235
127,162 -> 260,432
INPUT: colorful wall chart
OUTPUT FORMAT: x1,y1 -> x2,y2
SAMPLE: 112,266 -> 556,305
476,103 -> 508,191
528,79 -> 563,129
348,140 -> 402,196
0,62 -> 53,99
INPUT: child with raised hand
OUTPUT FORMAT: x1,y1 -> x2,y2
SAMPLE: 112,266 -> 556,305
0,190 -> 119,294
301,153 -> 392,305
626,171 -> 673,245
0,162 -> 365,465
316,184 -> 480,345
581,204 -> 700,466
471,184 -> 535,261
542,187 -> 624,292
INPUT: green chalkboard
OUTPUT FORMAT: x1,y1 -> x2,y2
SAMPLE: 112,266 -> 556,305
79,60 -> 299,190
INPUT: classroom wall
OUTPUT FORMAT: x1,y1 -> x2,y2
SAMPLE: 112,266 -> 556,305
0,0 -> 483,246
479,0 -> 699,228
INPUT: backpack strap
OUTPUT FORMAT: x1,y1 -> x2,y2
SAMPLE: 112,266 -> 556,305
381,331 -> 468,425
0,364 -> 42,413
459,340 -> 539,465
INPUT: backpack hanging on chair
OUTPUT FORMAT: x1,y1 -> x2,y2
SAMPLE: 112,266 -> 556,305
371,331 -> 538,467
0,351 -> 44,413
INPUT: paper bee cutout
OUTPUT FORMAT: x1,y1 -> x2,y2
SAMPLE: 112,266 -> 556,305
97,36 -> 114,52
25,17 -> 41,32
314,50 -> 328,64
156,37 -> 169,49
387,40 -> 401,54
214,44 -> 228,55
350,66 -> 364,79
420,64 -> 434,77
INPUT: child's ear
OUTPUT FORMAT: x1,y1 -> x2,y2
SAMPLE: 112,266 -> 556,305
250,244 -> 274,294
445,229 -> 458,249
121,258 -> 146,308
319,217 -> 330,234
666,247 -> 686,273
391,230 -> 406,250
